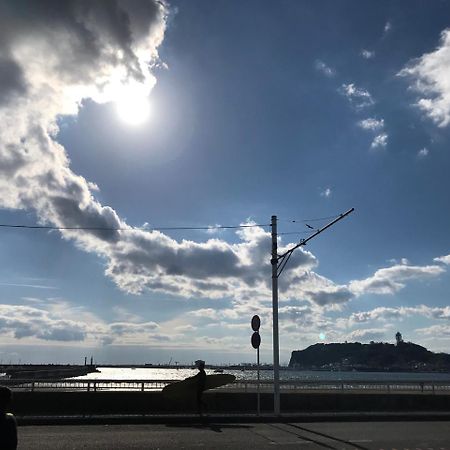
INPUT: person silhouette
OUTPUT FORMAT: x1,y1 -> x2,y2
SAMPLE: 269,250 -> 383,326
194,360 -> 207,415
0,386 -> 17,450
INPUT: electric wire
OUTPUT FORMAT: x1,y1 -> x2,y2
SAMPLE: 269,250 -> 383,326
0,223 -> 271,232
0,213 -> 348,235
278,231 -> 315,236
280,214 -> 341,223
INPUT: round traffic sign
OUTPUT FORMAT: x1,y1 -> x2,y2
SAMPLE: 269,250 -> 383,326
251,315 -> 260,331
251,331 -> 261,349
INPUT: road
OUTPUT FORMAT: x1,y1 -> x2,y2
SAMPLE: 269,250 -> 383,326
18,421 -> 449,449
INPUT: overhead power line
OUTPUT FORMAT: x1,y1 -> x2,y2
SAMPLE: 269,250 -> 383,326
0,214 -> 347,234
0,223 -> 271,232
281,214 -> 341,223
278,231 -> 313,236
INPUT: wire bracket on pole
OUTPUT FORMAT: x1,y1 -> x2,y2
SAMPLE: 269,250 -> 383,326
278,208 -> 354,260
270,207 -> 354,416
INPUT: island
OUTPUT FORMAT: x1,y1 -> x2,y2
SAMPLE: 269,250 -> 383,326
289,332 -> 450,372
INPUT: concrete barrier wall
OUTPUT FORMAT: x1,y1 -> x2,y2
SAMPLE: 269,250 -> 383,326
9,392 -> 450,416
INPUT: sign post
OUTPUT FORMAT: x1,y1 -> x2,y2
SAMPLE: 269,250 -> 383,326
251,315 -> 261,416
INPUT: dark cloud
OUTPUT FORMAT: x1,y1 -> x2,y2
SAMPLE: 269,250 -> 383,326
0,56 -> 27,104
0,0 -> 166,85
37,325 -> 86,342
305,287 -> 354,307
49,196 -> 121,242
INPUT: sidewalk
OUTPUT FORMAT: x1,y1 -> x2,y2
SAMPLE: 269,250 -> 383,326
17,410 -> 450,426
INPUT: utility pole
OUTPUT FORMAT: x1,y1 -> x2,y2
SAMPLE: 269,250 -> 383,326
270,208 -> 354,416
271,215 -> 280,415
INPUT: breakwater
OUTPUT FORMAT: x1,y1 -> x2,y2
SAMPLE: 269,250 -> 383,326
1,364 -> 99,380
8,391 -> 450,416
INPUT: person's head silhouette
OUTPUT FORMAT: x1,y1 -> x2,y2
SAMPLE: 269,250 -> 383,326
195,360 -> 205,370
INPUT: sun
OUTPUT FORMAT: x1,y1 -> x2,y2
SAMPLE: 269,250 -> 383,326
116,94 -> 151,126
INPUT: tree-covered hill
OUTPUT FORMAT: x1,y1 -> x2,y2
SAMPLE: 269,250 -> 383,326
289,341 -> 450,371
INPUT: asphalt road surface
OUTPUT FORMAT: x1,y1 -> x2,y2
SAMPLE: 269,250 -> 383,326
18,421 -> 450,449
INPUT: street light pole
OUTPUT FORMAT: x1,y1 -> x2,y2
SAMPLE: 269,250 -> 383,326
271,215 -> 280,415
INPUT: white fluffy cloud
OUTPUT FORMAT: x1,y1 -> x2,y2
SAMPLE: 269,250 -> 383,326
415,324 -> 450,337
361,49 -> 375,59
349,263 -> 445,296
339,83 -> 374,109
358,118 -> 389,150
349,304 -> 450,325
358,118 -> 384,131
434,254 -> 450,265
347,328 -> 386,342
370,133 -> 388,149
399,28 -> 450,127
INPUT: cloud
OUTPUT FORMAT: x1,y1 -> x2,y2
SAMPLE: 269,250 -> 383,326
175,324 -> 196,333
361,50 -> 375,59
0,56 -> 27,105
106,224 -> 317,297
339,83 -> 374,109
320,188 -> 332,198
434,254 -> 450,265
349,263 -> 445,296
0,304 -> 87,342
417,147 -> 429,158
315,60 -> 336,77
0,1 -> 321,300
350,307 -> 404,324
109,321 -> 159,335
428,306 -> 450,320
0,2 -> 447,331
347,328 -> 386,342
399,29 -> 450,127
112,306 -> 142,323
415,324 -> 450,337
0,301 -> 170,345
0,282 -> 58,290
371,133 -> 388,149
282,271 -> 355,308
358,118 -> 384,131
384,21 -> 392,35
358,119 -> 388,151
348,304 -> 446,324
206,224 -> 223,235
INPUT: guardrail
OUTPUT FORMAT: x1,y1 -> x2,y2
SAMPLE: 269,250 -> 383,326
232,379 -> 450,394
2,378 -> 450,394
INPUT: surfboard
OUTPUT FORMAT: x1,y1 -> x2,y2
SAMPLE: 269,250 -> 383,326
162,374 -> 235,400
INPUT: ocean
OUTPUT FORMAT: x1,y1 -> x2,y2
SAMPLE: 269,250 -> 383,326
73,367 -> 450,383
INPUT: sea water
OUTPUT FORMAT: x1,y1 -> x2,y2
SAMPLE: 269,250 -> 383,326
73,367 -> 450,383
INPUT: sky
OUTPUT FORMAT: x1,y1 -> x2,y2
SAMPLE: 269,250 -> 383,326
0,0 -> 450,365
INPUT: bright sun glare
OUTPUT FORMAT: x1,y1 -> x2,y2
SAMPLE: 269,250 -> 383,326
116,94 -> 151,126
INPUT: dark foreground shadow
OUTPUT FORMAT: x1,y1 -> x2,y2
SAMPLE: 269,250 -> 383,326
166,422 -> 253,433
270,423 -> 369,450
